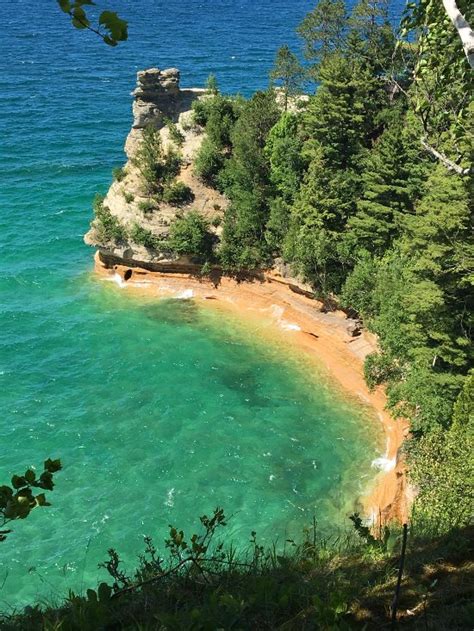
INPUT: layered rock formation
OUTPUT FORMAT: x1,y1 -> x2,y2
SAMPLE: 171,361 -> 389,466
84,68 -> 227,270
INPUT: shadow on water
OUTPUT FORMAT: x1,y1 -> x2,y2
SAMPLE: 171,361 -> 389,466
141,298 -> 201,326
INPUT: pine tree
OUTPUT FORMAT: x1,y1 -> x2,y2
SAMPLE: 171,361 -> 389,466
348,0 -> 395,72
346,111 -> 427,256
283,54 -> 370,293
297,0 -> 347,77
270,45 -> 304,111
363,167 -> 473,431
219,91 -> 280,269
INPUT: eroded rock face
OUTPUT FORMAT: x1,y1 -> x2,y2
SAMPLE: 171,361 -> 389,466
131,68 -> 181,130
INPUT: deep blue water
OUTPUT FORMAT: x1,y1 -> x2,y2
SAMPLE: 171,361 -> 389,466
0,0 -> 403,609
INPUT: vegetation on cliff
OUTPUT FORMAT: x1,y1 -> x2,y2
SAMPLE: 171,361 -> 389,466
4,0 -> 473,627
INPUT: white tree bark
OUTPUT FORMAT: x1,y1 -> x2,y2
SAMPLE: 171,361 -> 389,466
420,138 -> 472,175
442,0 -> 474,69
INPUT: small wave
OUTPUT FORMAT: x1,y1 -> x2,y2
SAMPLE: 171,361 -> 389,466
371,456 -> 396,472
103,273 -> 126,288
165,488 -> 175,507
175,289 -> 194,299
280,320 -> 301,331
268,305 -> 301,331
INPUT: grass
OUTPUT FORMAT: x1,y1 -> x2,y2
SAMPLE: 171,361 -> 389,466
1,510 -> 471,630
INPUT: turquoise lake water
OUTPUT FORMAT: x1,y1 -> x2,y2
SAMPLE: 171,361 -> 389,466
0,0 -> 399,608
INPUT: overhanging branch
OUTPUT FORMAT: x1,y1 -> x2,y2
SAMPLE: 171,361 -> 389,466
420,138 -> 472,175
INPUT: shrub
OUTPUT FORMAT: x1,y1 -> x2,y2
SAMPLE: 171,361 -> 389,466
168,211 -> 214,260
164,118 -> 185,146
206,73 -> 219,95
93,194 -> 127,242
138,199 -> 157,215
132,127 -> 181,195
112,166 -> 126,182
123,191 -> 134,204
162,181 -> 194,206
192,98 -> 210,127
194,137 -> 225,185
129,224 -> 161,250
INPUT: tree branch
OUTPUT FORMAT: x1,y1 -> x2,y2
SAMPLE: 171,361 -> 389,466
442,0 -> 474,69
420,138 -> 472,175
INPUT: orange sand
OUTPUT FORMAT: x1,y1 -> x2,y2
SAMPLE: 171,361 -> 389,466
94,252 -> 410,526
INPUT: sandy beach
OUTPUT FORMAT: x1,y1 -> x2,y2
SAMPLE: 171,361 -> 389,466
95,252 -> 410,526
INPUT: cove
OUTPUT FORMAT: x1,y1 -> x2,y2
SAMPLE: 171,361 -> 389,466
0,280 -> 383,608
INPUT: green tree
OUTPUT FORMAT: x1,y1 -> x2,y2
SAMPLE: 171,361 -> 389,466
168,211 -> 214,260
347,0 -> 395,72
270,45 -> 304,110
345,111 -> 427,257
132,126 -> 181,196
284,54 -> 370,293
297,0 -> 347,76
264,113 -> 304,203
400,0 -> 473,174
408,371 -> 474,534
263,113 -> 305,252
219,91 -> 280,270
361,168 -> 472,431
194,94 -> 241,187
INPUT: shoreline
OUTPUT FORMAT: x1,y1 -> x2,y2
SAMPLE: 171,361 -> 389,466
94,252 -> 410,526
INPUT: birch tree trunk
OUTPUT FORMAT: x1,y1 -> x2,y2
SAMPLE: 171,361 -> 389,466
442,0 -> 474,69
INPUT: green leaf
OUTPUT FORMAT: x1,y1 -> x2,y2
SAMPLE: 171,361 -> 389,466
86,589 -> 98,603
25,469 -> 36,484
98,582 -> 112,602
38,472 -> 54,491
103,35 -> 118,47
57,0 -> 72,13
72,7 -> 89,29
99,11 -> 128,43
35,494 -> 50,507
11,475 -> 26,489
44,459 -> 62,473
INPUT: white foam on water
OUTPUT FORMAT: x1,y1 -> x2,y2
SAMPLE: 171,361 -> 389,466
267,304 -> 301,331
279,320 -> 301,331
371,456 -> 396,472
269,304 -> 284,318
175,289 -> 194,299
102,272 -> 126,288
165,488 -> 175,507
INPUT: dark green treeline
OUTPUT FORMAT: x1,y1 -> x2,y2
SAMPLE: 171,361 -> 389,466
191,0 -> 473,534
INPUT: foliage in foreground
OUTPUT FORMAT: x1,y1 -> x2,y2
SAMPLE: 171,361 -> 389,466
0,459 -> 61,543
1,508 -> 472,630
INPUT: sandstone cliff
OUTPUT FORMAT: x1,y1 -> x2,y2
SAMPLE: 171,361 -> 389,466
84,68 -> 228,270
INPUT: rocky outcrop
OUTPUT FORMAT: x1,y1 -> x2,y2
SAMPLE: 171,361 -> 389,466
125,68 -> 206,158
131,68 -> 181,129
84,67 -> 227,268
